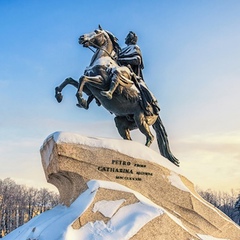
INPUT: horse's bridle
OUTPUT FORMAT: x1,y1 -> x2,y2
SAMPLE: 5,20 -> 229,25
86,30 -> 116,61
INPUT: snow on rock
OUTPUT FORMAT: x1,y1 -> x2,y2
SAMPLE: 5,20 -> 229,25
3,183 -> 97,240
4,180 -> 164,240
168,171 -> 190,192
8,131 -> 239,240
67,201 -> 164,240
41,131 -> 181,173
93,199 -> 126,218
196,234 -> 230,240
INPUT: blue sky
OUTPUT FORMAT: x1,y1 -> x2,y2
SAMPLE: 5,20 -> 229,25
0,0 -> 239,192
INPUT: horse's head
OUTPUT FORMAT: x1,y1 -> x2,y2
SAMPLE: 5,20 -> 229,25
79,26 -> 120,55
79,28 -> 106,48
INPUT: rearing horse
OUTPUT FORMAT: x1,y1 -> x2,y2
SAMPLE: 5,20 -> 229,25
55,27 -> 180,166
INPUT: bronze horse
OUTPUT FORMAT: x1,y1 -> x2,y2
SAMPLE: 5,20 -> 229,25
55,27 -> 180,166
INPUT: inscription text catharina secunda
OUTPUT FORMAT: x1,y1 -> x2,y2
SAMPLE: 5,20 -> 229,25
97,160 -> 153,181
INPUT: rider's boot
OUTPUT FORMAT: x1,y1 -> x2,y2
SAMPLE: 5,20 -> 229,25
101,80 -> 119,100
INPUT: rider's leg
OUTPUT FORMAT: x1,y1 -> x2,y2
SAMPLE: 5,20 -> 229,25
100,68 -> 121,100
101,66 -> 133,99
100,78 -> 119,100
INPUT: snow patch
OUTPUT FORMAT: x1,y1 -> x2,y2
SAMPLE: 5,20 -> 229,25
87,180 -> 161,209
42,131 -> 181,173
93,199 -> 126,218
3,184 -> 97,240
4,180 -> 165,240
66,202 -> 163,240
168,171 -> 189,192
197,234 -> 230,240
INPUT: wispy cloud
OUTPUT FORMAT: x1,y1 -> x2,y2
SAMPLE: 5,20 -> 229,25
173,131 -> 240,191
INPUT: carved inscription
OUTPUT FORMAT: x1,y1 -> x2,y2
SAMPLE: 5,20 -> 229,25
97,167 -> 133,174
97,160 -> 153,181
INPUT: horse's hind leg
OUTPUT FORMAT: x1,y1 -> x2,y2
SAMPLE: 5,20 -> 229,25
114,116 -> 136,140
134,113 -> 154,147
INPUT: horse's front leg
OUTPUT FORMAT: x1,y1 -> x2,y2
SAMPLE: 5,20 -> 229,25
76,94 -> 95,110
75,75 -> 103,109
55,77 -> 78,103
77,75 -> 104,95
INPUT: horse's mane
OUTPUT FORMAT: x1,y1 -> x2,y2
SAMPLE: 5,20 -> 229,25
105,30 -> 121,55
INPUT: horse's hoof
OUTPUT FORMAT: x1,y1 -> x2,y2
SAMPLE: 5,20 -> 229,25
76,103 -> 83,108
76,103 -> 89,110
76,92 -> 82,99
55,87 -> 63,102
56,94 -> 63,103
76,98 -> 88,110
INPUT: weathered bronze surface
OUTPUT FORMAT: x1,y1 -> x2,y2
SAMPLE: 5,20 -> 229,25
55,26 -> 179,166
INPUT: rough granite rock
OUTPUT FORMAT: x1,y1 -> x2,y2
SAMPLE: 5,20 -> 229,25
40,131 -> 240,240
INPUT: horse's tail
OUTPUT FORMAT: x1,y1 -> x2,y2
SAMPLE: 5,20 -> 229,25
152,116 -> 180,167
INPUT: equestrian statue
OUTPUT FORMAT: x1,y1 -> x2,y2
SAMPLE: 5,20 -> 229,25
55,25 -> 180,167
